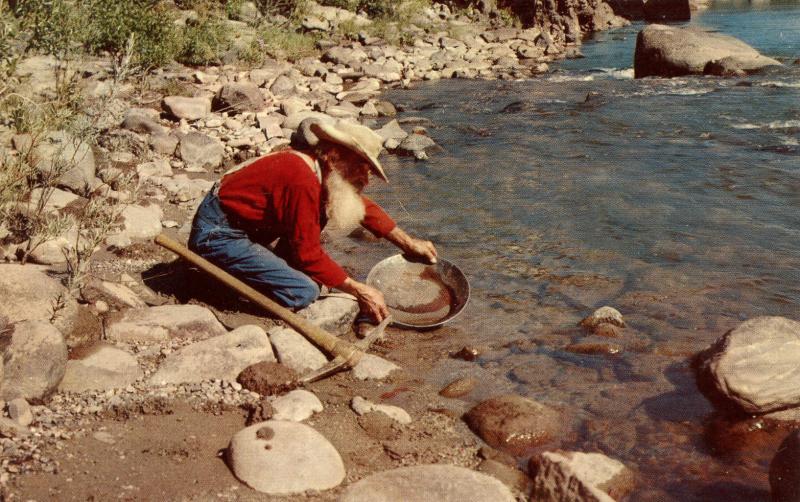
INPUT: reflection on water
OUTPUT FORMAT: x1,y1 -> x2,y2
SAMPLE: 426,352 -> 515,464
336,2 -> 800,500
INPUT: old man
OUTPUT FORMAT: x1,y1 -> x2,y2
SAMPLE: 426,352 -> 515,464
189,118 -> 437,323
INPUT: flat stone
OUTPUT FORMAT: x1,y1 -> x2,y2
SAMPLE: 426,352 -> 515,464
150,325 -> 274,385
271,389 -> 323,421
59,342 -> 142,392
341,464 -> 516,502
162,96 -> 211,121
697,316 -> 800,414
464,395 -> 561,455
1,320 -> 67,402
8,398 -> 33,426
529,450 -> 635,502
136,159 -> 173,179
439,377 -> 478,398
82,280 -> 147,310
179,132 -> 224,169
268,326 -> 327,374
770,429 -> 800,502
351,396 -> 411,424
352,354 -> 400,380
105,304 -> 227,343
376,119 -> 408,142
122,109 -> 167,135
227,420 -> 345,494
297,295 -> 359,334
106,204 -> 163,247
0,264 -> 78,337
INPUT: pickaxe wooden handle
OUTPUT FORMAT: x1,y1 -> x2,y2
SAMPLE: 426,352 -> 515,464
154,233 -> 366,368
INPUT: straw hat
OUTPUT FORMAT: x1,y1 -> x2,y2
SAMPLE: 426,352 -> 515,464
299,118 -> 388,182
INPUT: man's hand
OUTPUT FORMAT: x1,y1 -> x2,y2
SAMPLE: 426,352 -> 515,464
386,227 -> 438,264
338,277 -> 390,322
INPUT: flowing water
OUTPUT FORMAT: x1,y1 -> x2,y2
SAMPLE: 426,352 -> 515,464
342,2 -> 800,499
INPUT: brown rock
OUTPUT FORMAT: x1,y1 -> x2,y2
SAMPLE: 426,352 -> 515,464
529,450 -> 635,501
452,346 -> 481,361
440,377 -> 478,398
358,412 -> 402,441
565,342 -> 622,356
237,361 -> 298,396
593,323 -> 622,338
464,395 -> 561,455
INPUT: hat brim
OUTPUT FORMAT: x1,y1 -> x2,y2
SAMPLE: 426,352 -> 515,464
310,122 -> 388,182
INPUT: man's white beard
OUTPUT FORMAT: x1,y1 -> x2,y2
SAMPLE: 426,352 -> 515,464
324,170 -> 365,239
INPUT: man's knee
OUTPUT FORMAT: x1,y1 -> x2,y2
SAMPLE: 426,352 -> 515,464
282,279 -> 320,309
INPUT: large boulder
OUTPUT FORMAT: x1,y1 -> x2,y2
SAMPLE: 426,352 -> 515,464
529,450 -> 635,502
58,342 -> 142,392
226,421 -> 345,494
770,430 -> 800,502
105,203 -> 163,248
464,395 -> 561,455
643,0 -> 690,22
696,316 -> 800,414
162,96 -> 211,121
342,464 -> 515,502
1,320 -> 68,402
31,131 -> 96,194
0,264 -> 78,334
213,83 -> 268,114
634,24 -> 781,78
149,325 -> 274,384
105,304 -> 227,343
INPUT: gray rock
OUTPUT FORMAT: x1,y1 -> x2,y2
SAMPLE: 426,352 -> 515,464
148,174 -> 214,203
105,304 -> 227,343
162,96 -> 211,121
0,264 -> 78,335
106,203 -> 163,247
352,354 -> 400,380
58,342 -> 142,392
770,430 -> 800,502
136,159 -> 173,179
376,120 -> 408,143
271,389 -> 323,421
397,133 -> 436,156
643,0 -> 690,22
269,75 -> 297,96
529,450 -> 635,502
697,316 -> 800,414
464,395 -> 561,455
28,187 -> 80,212
32,131 -> 96,194
227,420 -> 345,494
268,327 -> 327,374
342,464 -> 516,502
8,398 -> 33,426
283,111 -> 333,131
214,83 -> 268,114
0,416 -> 30,438
150,325 -> 274,385
83,280 -> 148,310
351,396 -> 411,424
634,24 -> 781,78
579,306 -> 626,329
1,320 -> 67,402
179,132 -> 225,169
122,109 -> 167,135
150,133 -> 179,156
323,46 -> 368,66
297,295 -> 359,334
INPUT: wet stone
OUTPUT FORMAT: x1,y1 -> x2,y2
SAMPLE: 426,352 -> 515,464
439,377 -> 478,398
770,429 -> 800,502
464,395 -> 561,455
529,450 -> 635,502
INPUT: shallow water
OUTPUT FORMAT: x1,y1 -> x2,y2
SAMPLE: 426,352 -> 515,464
339,3 -> 800,500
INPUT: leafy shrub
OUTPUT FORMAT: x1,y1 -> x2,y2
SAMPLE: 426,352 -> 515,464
177,17 -> 231,65
84,0 -> 180,69
259,24 -> 318,61
11,0 -> 85,58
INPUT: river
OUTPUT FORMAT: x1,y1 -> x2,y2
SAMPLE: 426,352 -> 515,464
341,2 -> 800,500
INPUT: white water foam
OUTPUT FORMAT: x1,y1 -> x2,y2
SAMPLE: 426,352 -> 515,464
733,120 -> 800,130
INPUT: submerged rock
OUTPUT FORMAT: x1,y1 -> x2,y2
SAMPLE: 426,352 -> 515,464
770,430 -> 800,502
1,320 -> 67,402
227,421 -> 345,494
696,316 -> 800,414
529,450 -> 635,502
341,464 -> 516,502
579,306 -> 626,330
464,395 -> 561,455
440,377 -> 478,398
634,24 -> 781,78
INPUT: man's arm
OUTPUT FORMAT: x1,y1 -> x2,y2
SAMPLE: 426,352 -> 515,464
385,226 -> 438,264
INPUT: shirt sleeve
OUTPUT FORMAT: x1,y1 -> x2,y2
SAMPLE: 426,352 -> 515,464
361,195 -> 396,238
282,183 -> 349,288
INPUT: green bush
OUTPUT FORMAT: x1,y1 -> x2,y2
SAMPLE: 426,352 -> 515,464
259,24 -> 318,61
178,17 -> 231,65
12,0 -> 85,58
84,0 -> 180,69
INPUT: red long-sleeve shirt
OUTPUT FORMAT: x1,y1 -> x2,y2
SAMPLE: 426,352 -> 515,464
217,150 -> 396,287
